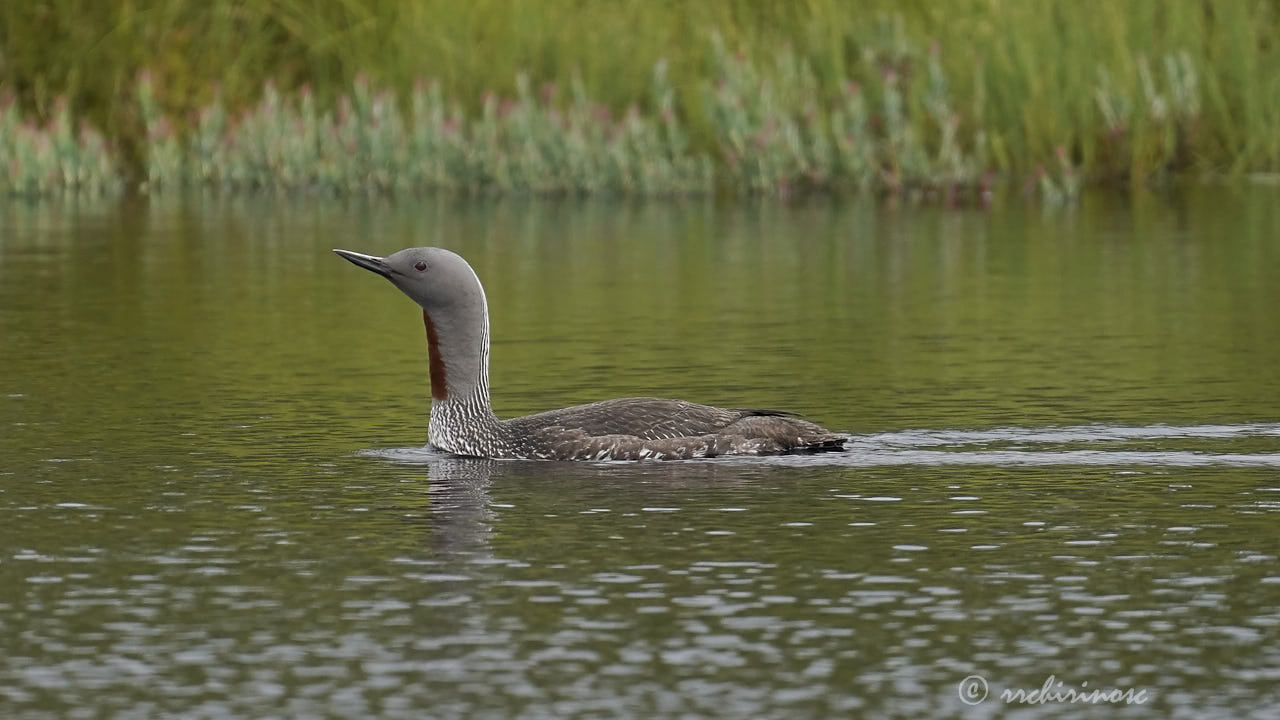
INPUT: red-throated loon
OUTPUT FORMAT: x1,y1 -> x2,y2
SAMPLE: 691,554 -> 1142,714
334,247 -> 846,460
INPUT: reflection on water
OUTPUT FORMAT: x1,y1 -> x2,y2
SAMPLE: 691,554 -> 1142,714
2,190 -> 1279,718
829,422 -> 1280,467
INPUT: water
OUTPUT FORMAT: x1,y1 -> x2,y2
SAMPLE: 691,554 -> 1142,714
2,190 -> 1279,718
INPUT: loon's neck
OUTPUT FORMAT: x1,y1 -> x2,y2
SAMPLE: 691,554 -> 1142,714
422,299 -> 505,455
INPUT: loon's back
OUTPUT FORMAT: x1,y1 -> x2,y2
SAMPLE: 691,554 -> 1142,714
500,397 -> 846,460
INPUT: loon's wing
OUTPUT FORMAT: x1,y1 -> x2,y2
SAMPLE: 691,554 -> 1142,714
505,397 -> 745,440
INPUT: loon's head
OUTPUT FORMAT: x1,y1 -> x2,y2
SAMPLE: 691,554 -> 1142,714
332,246 -> 485,314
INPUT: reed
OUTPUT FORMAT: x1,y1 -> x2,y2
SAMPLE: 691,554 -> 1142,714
1,0 -> 1274,199
1,95 -> 120,197
137,66 -> 712,196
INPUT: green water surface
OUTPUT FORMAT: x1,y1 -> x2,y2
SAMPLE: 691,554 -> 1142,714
1,190 -> 1278,718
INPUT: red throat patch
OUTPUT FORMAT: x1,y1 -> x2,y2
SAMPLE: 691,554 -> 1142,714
423,311 -> 447,400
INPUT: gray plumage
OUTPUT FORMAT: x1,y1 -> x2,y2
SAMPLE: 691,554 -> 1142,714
334,247 -> 846,461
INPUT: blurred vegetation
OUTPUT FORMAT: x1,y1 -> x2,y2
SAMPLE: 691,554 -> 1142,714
1,0 -> 1277,198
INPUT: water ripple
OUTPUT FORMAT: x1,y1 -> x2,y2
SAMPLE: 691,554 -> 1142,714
365,423 -> 1280,468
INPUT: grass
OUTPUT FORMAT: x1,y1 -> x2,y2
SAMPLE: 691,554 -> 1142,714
137,68 -> 712,196
1,0 -> 1276,199
1,96 -> 120,196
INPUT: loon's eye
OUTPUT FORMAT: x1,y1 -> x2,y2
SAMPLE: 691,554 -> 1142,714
414,261 -> 427,271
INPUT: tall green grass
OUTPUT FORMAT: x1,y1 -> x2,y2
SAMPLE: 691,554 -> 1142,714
1,0 -> 1276,198
1,96 -> 120,196
136,67 -> 712,195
